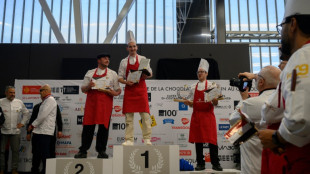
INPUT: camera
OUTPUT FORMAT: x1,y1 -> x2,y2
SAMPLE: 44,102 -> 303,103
229,76 -> 252,92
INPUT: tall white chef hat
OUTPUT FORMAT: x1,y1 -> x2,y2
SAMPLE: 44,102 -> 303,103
198,59 -> 209,72
282,0 -> 310,22
127,30 -> 136,44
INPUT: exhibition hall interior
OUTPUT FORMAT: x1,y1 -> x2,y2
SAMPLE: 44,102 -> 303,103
1,0 -> 305,174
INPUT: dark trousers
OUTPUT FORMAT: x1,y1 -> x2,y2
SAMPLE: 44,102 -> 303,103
79,124 -> 109,153
49,135 -> 57,158
31,134 -> 52,174
195,143 -> 220,166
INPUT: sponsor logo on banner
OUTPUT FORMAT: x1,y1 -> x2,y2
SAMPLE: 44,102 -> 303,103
114,106 -> 122,112
63,85 -> 79,94
112,123 -> 126,130
56,141 -> 73,148
156,102 -> 164,107
55,152 -> 67,156
112,113 -> 125,117
218,124 -> 230,131
51,87 -> 63,93
163,119 -> 174,124
178,133 -> 188,142
142,137 -> 161,143
75,106 -> 84,113
185,158 -> 197,163
19,145 -> 26,153
161,94 -> 177,101
61,135 -> 72,139
22,86 -> 41,94
58,104 -> 70,111
172,126 -> 190,129
108,145 -> 113,149
61,96 -> 72,102
203,143 -> 209,148
180,150 -> 192,156
181,118 -> 189,125
218,145 -> 236,151
219,118 -> 229,122
77,115 -> 83,125
68,150 -> 79,155
158,110 -> 177,116
179,102 -> 188,111
62,117 -> 71,128
116,137 -> 137,143
219,155 -> 234,161
24,103 -> 33,109
204,153 -> 211,162
214,105 -> 232,109
22,157 -> 32,163
22,96 -> 40,100
148,93 -> 151,102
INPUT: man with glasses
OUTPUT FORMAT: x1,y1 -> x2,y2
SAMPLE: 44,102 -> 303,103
240,0 -> 310,172
258,0 -> 310,173
230,66 -> 281,174
28,85 -> 57,174
0,86 -> 29,174
183,59 -> 223,171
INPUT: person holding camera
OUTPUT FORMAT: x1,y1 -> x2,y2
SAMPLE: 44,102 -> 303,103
183,59 -> 222,171
241,0 -> 310,173
230,66 -> 281,174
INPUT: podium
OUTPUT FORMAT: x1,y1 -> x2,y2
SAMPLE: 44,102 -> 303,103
113,145 -> 180,174
46,158 -> 113,174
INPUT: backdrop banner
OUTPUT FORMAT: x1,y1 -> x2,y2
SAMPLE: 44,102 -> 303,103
14,79 -> 258,171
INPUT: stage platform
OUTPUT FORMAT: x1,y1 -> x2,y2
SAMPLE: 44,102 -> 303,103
45,145 -> 240,174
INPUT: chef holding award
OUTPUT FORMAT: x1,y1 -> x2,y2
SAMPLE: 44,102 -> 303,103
118,30 -> 152,146
74,53 -> 121,159
183,59 -> 223,171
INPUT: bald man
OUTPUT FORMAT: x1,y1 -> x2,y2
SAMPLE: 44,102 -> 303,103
230,66 -> 281,174
28,85 -> 57,174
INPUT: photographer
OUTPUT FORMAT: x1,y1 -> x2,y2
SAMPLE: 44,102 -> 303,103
230,66 -> 281,174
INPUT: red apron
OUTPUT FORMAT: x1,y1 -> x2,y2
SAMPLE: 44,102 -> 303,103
284,143 -> 310,174
83,68 -> 113,129
122,55 -> 150,114
261,123 -> 287,174
189,81 -> 217,145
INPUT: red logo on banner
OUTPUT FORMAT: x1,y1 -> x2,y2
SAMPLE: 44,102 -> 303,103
180,150 -> 192,156
205,152 -> 211,162
114,106 -> 122,112
181,118 -> 189,125
22,86 -> 41,94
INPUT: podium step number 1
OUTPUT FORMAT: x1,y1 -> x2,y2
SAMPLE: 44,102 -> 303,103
113,145 -> 180,174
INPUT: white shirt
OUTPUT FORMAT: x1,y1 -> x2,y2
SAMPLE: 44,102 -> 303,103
260,85 -> 285,127
118,54 -> 152,80
229,89 -> 274,174
278,43 -> 310,147
188,80 -> 218,100
32,96 -> 57,136
82,68 -> 120,91
0,98 -> 30,134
